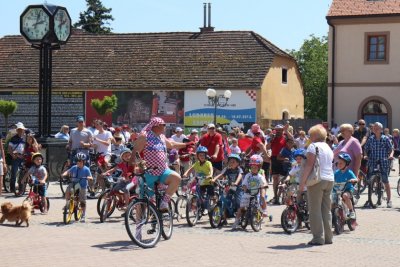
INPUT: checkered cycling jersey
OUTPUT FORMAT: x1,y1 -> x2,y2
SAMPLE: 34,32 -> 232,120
364,134 -> 393,173
143,131 -> 168,176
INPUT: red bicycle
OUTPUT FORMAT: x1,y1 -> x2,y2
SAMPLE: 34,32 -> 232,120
24,179 -> 50,213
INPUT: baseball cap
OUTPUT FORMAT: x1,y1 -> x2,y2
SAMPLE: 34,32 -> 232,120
274,124 -> 284,129
208,123 -> 215,129
175,127 -> 183,132
15,122 -> 26,130
191,129 -> 198,133
76,116 -> 84,122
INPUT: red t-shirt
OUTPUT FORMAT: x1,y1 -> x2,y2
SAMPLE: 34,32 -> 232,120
271,136 -> 286,157
117,162 -> 134,178
179,146 -> 194,162
238,137 -> 252,152
200,133 -> 224,162
251,136 -> 264,153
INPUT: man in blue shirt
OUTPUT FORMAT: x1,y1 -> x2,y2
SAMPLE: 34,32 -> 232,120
364,122 -> 393,208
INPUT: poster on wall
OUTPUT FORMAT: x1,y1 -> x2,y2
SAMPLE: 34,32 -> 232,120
184,90 -> 256,129
111,91 -> 184,127
86,91 -> 113,126
0,91 -> 84,134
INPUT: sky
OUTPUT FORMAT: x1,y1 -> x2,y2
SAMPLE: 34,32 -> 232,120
1,0 -> 332,51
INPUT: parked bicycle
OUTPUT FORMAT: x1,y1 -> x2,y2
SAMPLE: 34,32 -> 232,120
124,166 -> 174,249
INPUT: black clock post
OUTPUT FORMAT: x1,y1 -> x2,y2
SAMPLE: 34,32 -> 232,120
20,4 -> 71,137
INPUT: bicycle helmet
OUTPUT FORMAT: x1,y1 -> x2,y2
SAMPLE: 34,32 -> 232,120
75,152 -> 87,162
196,146 -> 208,154
249,154 -> 263,166
227,153 -> 241,163
293,149 -> 307,159
31,152 -> 43,161
120,148 -> 132,159
338,152 -> 352,166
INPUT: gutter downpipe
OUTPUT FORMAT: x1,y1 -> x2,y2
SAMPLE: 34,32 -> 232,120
327,19 -> 335,127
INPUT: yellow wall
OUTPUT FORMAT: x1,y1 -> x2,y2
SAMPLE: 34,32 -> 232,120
258,56 -> 304,126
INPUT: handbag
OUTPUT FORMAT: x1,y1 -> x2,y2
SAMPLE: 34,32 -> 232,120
305,146 -> 321,187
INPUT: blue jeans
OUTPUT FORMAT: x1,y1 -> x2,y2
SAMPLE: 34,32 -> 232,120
10,158 -> 23,191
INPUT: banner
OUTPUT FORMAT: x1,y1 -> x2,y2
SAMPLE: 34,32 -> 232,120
184,90 -> 257,127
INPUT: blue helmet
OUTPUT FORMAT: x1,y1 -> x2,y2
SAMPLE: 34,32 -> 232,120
338,152 -> 352,165
293,149 -> 306,159
196,146 -> 208,154
228,153 -> 241,162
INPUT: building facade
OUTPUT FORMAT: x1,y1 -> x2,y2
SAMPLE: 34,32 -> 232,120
327,0 -> 400,129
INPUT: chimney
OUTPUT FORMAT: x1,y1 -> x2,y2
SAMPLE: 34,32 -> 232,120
200,2 -> 215,33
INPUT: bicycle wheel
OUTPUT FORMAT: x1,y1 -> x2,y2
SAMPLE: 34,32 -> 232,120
209,203 -> 223,228
14,169 -> 27,196
397,178 -> 400,197
38,197 -> 50,213
241,212 -> 248,230
59,161 -> 69,197
125,200 -> 161,249
161,204 -> 173,240
88,164 -> 101,198
250,207 -> 263,232
97,189 -> 114,216
3,168 -> 11,192
185,195 -> 200,227
175,196 -> 187,221
281,207 -> 300,234
100,194 -> 116,223
369,175 -> 382,206
332,207 -> 345,235
357,171 -> 367,194
63,201 -> 74,225
74,202 -> 84,221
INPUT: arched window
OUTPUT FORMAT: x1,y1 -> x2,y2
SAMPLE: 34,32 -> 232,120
362,100 -> 388,128
282,111 -> 289,120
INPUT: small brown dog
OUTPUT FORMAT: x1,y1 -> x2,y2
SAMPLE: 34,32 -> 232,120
0,201 -> 32,227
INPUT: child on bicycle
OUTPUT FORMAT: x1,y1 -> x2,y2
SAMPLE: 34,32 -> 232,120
282,149 -> 307,200
103,148 -> 134,208
334,152 -> 357,219
183,146 -> 214,199
212,153 -> 243,208
21,153 -> 48,213
62,152 -> 93,222
232,155 -> 268,230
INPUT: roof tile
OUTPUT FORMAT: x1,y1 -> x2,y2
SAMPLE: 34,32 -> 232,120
327,0 -> 400,17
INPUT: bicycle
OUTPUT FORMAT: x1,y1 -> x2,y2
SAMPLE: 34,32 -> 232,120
24,177 -> 50,213
59,159 -> 70,197
124,167 -> 174,249
238,187 -> 264,232
185,176 -> 217,227
331,181 -> 358,235
280,184 -> 310,234
63,177 -> 87,224
174,177 -> 192,221
209,179 -> 239,228
368,160 -> 388,207
14,164 -> 50,197
397,176 -> 400,197
87,151 -> 109,199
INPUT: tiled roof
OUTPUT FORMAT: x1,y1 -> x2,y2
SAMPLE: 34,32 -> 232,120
0,30 -> 292,90
327,0 -> 400,17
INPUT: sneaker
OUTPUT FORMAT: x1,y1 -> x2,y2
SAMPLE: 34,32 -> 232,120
262,209 -> 269,218
159,200 -> 169,212
231,219 -> 239,230
80,216 -> 86,223
348,211 -> 356,219
387,201 -> 392,208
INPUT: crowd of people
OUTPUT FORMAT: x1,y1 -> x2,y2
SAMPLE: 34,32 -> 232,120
0,116 -> 397,246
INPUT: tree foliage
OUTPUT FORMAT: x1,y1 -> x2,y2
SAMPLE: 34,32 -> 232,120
73,0 -> 114,33
91,95 -> 118,116
288,35 -> 328,120
0,100 -> 18,132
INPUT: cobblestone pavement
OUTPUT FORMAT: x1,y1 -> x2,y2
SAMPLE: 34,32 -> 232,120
1,164 -> 400,267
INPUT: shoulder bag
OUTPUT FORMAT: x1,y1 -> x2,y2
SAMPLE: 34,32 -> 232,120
305,146 -> 321,187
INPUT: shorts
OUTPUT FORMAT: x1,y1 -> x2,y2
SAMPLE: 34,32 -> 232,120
368,169 -> 389,184
66,183 -> 87,203
212,161 -> 223,171
144,168 -> 174,197
33,183 -> 47,197
240,193 -> 251,208
262,162 -> 270,178
271,156 -> 286,176
332,189 -> 353,204
113,180 -> 130,194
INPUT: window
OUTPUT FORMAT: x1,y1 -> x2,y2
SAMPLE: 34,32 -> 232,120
365,32 -> 390,64
282,68 -> 288,84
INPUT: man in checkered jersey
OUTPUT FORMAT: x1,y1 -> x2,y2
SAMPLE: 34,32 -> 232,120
130,117 -> 193,210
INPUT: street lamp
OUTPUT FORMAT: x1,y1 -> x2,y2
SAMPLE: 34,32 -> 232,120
205,88 -> 232,125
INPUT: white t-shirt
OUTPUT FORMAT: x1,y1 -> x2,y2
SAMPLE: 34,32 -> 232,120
295,137 -> 307,149
306,142 -> 334,181
93,131 -> 113,155
171,134 -> 186,143
229,144 -> 241,154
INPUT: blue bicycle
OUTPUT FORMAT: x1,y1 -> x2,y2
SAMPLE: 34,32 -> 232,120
209,179 -> 239,228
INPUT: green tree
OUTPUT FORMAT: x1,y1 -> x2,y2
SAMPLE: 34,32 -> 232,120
0,100 -> 18,133
91,95 -> 118,116
73,0 -> 114,33
288,35 -> 328,120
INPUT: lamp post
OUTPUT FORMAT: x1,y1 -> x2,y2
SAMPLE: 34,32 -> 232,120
205,88 -> 232,125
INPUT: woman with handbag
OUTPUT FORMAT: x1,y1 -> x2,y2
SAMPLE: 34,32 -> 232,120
299,124 -> 334,246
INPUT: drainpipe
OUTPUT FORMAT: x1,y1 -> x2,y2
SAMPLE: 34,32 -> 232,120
327,19 -> 335,127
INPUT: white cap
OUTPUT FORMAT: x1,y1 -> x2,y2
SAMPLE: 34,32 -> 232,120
175,127 -> 183,132
208,123 -> 216,129
191,129 -> 198,133
15,122 -> 26,130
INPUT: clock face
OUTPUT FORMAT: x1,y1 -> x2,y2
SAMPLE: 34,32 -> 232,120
21,8 -> 50,41
54,9 -> 71,42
